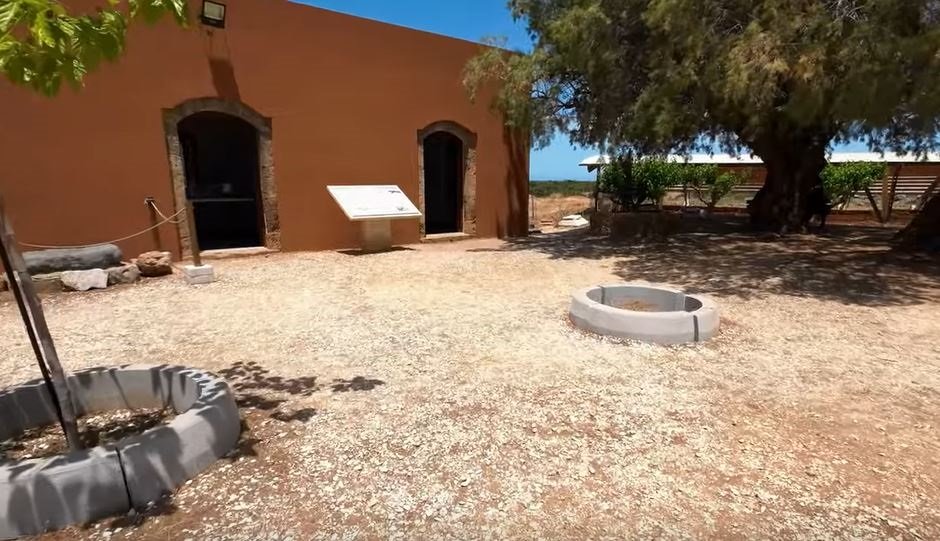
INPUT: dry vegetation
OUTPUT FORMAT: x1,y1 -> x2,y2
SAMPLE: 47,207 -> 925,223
532,194 -> 592,226
1,223 -> 939,540
1,409 -> 175,461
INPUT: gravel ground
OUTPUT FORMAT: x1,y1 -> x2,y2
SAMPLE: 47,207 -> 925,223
2,224 -> 939,540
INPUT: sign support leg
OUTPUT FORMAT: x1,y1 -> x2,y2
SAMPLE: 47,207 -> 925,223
361,220 -> 392,253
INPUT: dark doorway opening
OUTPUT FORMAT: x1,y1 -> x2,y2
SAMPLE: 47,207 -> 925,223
423,131 -> 464,234
178,112 -> 263,250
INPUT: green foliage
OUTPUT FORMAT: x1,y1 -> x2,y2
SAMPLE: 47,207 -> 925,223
0,0 -> 188,96
599,157 -> 646,210
599,156 -> 681,210
683,165 -> 747,209
821,161 -> 887,207
632,158 -> 679,207
529,180 -> 595,197
466,1 -> 940,157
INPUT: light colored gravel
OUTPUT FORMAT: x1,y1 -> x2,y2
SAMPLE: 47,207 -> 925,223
2,227 -> 939,540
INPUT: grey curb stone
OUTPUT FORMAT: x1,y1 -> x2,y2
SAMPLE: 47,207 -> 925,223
0,365 -> 240,539
569,282 -> 719,345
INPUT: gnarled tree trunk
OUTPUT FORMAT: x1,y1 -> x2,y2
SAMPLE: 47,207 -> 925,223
897,192 -> 940,252
748,138 -> 828,233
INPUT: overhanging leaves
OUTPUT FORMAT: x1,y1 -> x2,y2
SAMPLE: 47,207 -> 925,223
0,0 -> 188,96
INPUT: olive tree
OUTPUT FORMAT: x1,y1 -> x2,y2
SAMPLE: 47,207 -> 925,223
466,0 -> 940,234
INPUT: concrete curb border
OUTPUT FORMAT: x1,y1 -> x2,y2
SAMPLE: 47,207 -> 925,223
0,365 -> 240,539
569,282 -> 719,345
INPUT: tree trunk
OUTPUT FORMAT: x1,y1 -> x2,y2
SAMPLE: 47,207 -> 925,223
897,192 -> 940,252
748,139 -> 828,233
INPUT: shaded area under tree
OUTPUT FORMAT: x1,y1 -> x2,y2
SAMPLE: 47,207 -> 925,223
474,218 -> 939,307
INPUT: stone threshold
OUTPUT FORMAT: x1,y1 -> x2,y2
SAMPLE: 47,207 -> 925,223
421,232 -> 475,244
197,246 -> 278,260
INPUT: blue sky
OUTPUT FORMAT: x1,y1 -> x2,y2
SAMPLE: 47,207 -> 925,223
296,0 -> 866,181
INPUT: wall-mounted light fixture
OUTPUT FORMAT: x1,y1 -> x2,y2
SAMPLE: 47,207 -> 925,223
200,0 -> 226,28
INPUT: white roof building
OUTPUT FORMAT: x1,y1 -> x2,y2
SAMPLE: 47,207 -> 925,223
579,152 -> 940,169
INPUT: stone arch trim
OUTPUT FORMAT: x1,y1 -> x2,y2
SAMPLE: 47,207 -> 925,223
162,97 -> 280,257
417,121 -> 478,235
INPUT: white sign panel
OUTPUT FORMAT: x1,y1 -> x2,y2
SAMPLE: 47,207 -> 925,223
327,185 -> 422,221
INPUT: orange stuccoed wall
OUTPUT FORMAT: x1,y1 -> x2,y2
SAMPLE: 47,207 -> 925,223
0,0 -> 530,259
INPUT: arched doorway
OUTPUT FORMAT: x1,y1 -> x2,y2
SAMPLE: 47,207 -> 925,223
423,131 -> 464,234
163,98 -> 279,257
178,112 -> 262,250
417,121 -> 477,236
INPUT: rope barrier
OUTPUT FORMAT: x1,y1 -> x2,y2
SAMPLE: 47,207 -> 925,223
149,200 -> 186,225
19,205 -> 186,250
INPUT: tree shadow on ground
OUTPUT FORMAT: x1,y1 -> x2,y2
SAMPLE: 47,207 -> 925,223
475,217 -> 940,306
331,376 -> 385,393
216,361 -> 385,422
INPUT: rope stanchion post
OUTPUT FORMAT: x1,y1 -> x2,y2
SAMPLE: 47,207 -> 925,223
179,200 -> 217,285
185,200 -> 202,267
145,197 -> 164,252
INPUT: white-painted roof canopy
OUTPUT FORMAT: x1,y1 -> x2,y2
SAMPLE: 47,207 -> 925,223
579,152 -> 940,167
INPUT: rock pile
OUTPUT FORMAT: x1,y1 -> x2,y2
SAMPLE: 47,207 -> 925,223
1,245 -> 175,293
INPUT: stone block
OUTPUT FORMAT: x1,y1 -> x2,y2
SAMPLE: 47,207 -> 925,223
0,365 -> 240,535
589,210 -> 681,240
60,269 -> 108,292
31,273 -> 64,294
106,264 -> 140,285
181,264 -> 216,285
22,245 -> 122,275
0,448 -> 129,539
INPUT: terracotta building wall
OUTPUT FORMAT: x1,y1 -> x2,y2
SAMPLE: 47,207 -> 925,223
0,0 -> 529,258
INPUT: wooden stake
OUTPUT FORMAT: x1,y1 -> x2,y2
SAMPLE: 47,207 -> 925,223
885,165 -> 902,223
915,176 -> 940,212
864,187 -> 882,223
0,198 -> 82,450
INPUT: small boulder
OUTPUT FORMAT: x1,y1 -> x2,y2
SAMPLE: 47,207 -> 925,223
61,269 -> 108,292
0,276 -> 7,292
135,251 -> 172,277
107,264 -> 141,286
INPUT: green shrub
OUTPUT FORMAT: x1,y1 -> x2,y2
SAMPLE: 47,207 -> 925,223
599,157 -> 647,211
633,159 -> 681,208
683,164 -> 747,210
599,156 -> 682,210
820,162 -> 886,207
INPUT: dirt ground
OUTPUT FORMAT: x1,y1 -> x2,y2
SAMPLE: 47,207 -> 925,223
532,195 -> 592,226
2,221 -> 940,540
